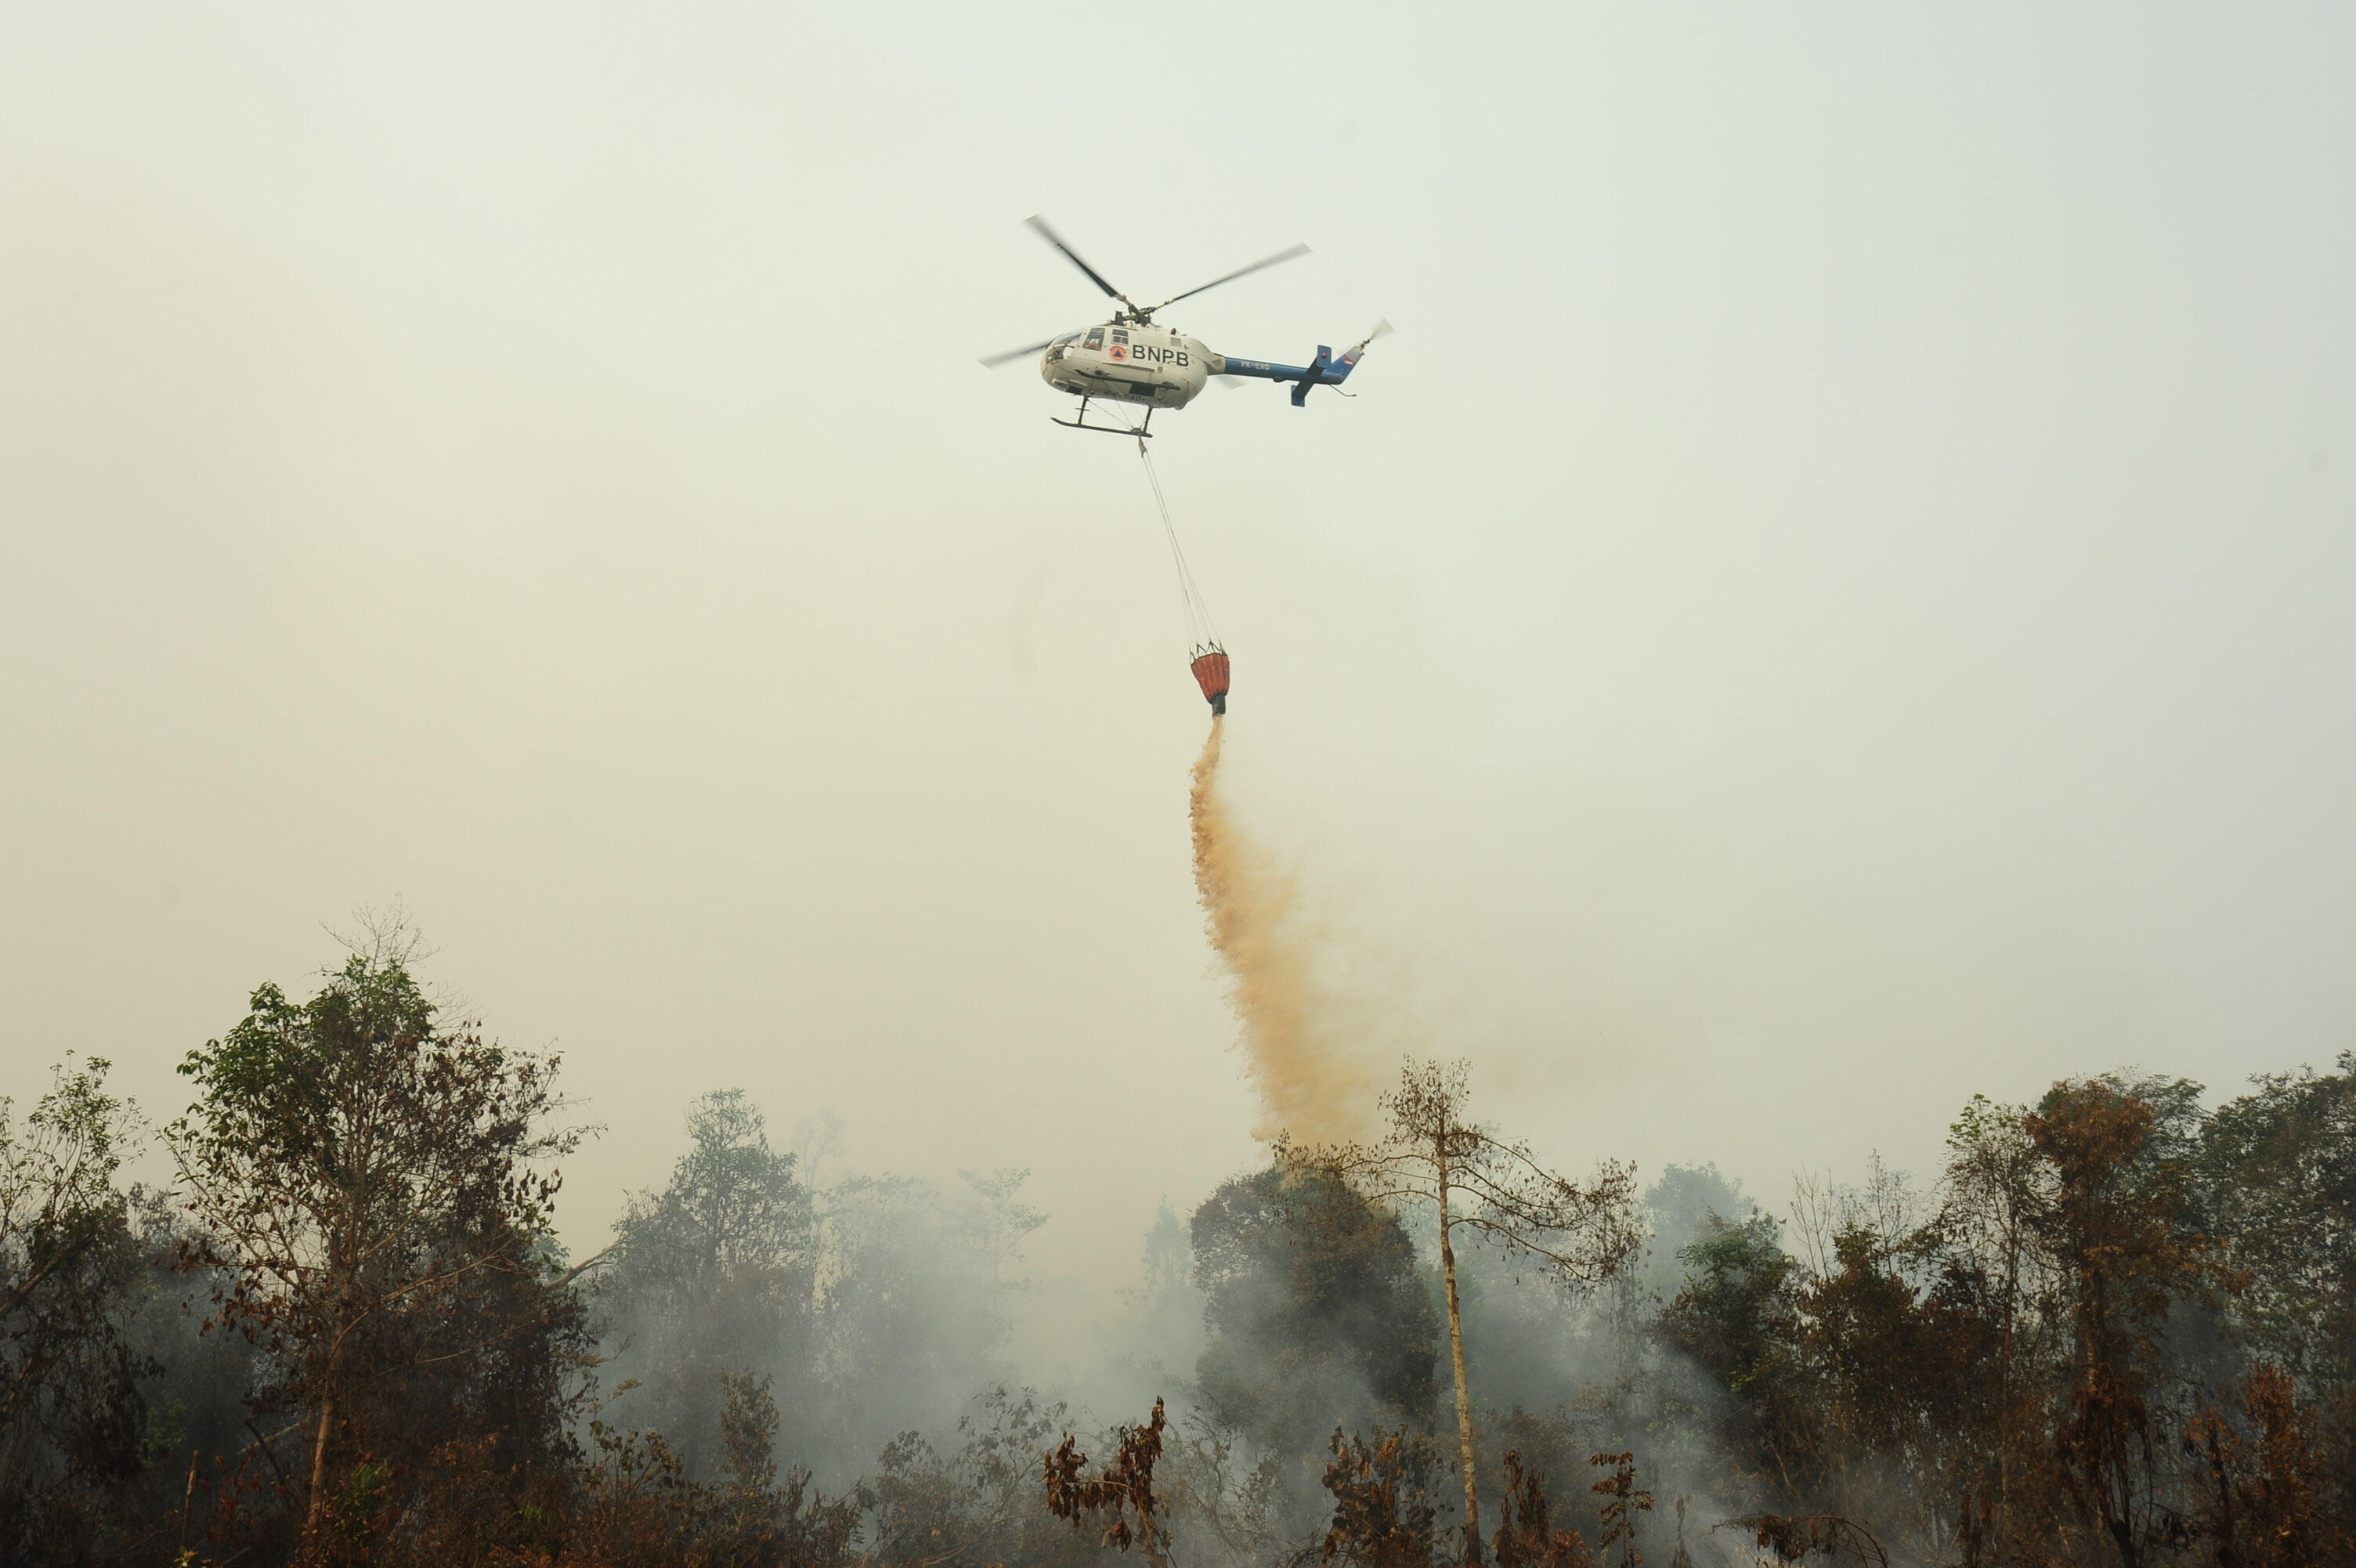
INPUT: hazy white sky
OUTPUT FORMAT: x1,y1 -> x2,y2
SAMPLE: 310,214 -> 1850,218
4,4 -> 2353,1296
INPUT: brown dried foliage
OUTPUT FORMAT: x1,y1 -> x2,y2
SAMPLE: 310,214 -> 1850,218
1490,1451 -> 1590,1568
1721,1512 -> 1887,1566
2183,1362 -> 2355,1568
1043,1400 -> 1172,1568
1585,1454 -> 1649,1567
1315,1428 -> 1442,1568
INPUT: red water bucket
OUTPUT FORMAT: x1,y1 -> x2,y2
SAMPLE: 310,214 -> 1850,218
1190,651 -> 1230,714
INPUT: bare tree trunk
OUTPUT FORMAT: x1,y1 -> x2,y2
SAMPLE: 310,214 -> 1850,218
1437,1144 -> 1480,1565
305,1320 -> 346,1537
308,1170 -> 359,1538
178,1447 -> 199,1558
305,1381 -> 335,1534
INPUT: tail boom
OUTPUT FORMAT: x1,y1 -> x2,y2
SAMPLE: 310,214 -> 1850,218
1212,337 -> 1373,405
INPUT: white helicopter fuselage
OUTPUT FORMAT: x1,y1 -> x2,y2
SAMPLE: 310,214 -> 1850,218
1039,321 -> 1215,410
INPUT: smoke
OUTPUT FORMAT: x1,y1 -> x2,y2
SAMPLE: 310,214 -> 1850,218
1190,718 -> 1378,1145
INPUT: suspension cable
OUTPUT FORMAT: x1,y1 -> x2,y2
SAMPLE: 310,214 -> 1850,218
1137,439 -> 1221,655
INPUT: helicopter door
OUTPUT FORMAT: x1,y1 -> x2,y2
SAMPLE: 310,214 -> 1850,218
1108,327 -> 1130,362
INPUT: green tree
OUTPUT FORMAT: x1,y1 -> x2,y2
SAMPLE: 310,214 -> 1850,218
1191,1159 -> 1440,1468
1659,1211 -> 1805,1498
2199,1053 -> 2356,1387
810,1166 -> 1046,1465
167,944 -> 580,1553
0,1057 -> 153,1566
1637,1164 -> 1756,1303
599,1089 -> 814,1478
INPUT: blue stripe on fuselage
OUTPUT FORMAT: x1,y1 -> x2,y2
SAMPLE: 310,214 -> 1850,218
1220,346 -> 1352,385
1218,356 -> 1310,381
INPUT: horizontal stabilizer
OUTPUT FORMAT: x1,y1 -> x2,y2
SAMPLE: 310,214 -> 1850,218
1219,324 -> 1382,406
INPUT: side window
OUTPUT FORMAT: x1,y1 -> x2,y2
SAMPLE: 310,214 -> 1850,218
1111,329 -> 1129,346
1083,327 -> 1105,350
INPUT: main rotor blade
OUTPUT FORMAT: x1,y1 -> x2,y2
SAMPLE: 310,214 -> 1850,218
978,335 -> 1059,368
1025,215 -> 1129,304
1146,243 -> 1311,314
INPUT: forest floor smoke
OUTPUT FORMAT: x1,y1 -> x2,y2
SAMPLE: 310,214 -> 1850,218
1190,718 -> 1376,1144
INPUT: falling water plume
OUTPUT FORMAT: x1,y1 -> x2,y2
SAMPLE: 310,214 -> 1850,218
1190,718 -> 1377,1144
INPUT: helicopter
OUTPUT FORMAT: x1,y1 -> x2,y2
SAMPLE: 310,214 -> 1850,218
980,215 -> 1387,438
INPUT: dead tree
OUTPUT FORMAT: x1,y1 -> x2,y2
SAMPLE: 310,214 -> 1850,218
1282,1059 -> 1641,1565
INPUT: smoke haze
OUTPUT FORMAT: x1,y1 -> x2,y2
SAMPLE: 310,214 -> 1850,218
6,8 -> 2356,1561
4,0 -> 2355,1311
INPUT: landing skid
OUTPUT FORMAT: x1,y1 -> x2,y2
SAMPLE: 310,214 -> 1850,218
1052,396 -> 1152,439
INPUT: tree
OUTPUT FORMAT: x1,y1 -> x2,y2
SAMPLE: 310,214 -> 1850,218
1928,1093 -> 2062,1545
1289,1060 -> 1639,1565
1657,1212 -> 1805,1498
2026,1077 -> 2213,1568
0,1057 -> 153,1566
1780,1158 -> 1982,1540
1191,1160 -> 1439,1467
167,945 -> 580,1552
2199,1053 -> 2356,1387
1637,1164 -> 1757,1302
1108,1200 -> 1205,1410
705,1371 -> 866,1568
811,1166 -> 1046,1466
598,1089 -> 814,1479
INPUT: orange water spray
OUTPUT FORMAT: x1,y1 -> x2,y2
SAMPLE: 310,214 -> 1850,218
1189,719 -> 1375,1143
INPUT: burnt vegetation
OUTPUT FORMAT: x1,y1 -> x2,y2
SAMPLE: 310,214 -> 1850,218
5,943 -> 2354,1567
